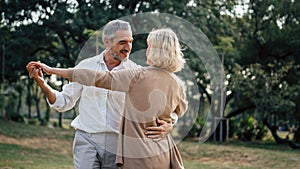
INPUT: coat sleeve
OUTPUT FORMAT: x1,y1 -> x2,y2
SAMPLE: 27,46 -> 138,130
71,68 -> 141,92
174,79 -> 188,118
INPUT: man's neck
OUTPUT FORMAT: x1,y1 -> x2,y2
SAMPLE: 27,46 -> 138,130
104,52 -> 121,71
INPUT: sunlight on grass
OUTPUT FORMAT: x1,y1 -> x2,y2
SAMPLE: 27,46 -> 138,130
178,141 -> 300,169
0,143 -> 73,169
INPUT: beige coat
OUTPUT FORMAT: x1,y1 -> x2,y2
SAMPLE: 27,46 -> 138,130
72,66 -> 188,169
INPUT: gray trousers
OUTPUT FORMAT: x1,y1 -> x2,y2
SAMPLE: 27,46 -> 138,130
73,130 -> 120,169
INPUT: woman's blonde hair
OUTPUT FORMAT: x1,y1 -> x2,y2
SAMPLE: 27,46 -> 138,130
147,28 -> 185,72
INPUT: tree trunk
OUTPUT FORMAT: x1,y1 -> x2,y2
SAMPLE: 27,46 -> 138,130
294,127 -> 300,143
34,85 -> 41,121
27,80 -> 32,119
58,77 -> 64,128
263,118 -> 300,149
58,113 -> 63,128
44,97 -> 50,122
16,89 -> 22,116
35,98 -> 41,121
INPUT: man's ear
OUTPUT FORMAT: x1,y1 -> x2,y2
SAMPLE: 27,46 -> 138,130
104,37 -> 110,47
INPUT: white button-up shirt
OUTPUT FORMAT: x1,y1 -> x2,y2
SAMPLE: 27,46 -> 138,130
48,51 -> 139,133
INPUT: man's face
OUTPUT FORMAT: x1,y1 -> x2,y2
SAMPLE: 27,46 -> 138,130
108,29 -> 133,61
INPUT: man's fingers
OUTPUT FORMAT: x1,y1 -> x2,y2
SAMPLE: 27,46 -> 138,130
26,64 -> 35,72
152,138 -> 162,142
29,68 -> 38,77
28,67 -> 43,79
37,68 -> 43,77
147,134 -> 164,142
145,130 -> 163,135
147,134 -> 160,138
26,62 -> 36,68
26,62 -> 42,75
145,119 -> 173,141
146,126 -> 164,132
156,118 -> 167,125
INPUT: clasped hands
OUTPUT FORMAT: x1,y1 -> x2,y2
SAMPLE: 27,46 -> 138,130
26,62 -> 52,77
26,61 -> 57,85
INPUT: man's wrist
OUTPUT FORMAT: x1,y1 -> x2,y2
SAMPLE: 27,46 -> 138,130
36,79 -> 46,86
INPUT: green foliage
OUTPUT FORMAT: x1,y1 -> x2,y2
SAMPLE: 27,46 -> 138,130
234,116 -> 268,141
185,116 -> 206,138
230,62 -> 297,115
225,2 -> 300,145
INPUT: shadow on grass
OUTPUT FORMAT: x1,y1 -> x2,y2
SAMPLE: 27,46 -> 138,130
184,135 -> 299,152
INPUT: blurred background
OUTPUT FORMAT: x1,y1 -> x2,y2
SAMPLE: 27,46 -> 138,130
0,0 -> 299,168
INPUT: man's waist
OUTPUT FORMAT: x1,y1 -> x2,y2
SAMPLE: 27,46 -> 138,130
74,128 -> 119,135
71,117 -> 120,134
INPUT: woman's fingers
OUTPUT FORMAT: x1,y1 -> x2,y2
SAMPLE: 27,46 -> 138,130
40,63 -> 52,75
26,61 -> 52,75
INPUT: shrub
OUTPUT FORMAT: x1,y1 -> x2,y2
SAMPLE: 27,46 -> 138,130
234,116 -> 268,141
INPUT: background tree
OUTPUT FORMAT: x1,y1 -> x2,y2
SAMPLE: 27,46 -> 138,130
225,0 -> 300,144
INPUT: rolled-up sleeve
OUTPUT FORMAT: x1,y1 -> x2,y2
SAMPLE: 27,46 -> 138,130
47,90 -> 64,110
46,82 -> 83,112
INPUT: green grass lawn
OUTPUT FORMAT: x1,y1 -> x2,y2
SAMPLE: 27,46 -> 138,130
1,119 -> 300,169
0,119 -> 74,169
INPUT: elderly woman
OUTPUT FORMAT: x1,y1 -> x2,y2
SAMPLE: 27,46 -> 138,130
28,28 -> 188,169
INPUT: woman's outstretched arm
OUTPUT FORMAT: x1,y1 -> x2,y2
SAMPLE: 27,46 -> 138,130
27,61 -> 112,89
27,61 -> 74,81
27,61 -> 138,92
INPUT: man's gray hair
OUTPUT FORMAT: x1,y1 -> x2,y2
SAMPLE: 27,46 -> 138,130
102,20 -> 132,43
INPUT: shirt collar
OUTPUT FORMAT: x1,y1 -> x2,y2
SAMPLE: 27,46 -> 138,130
98,51 -> 125,70
98,51 -> 106,64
